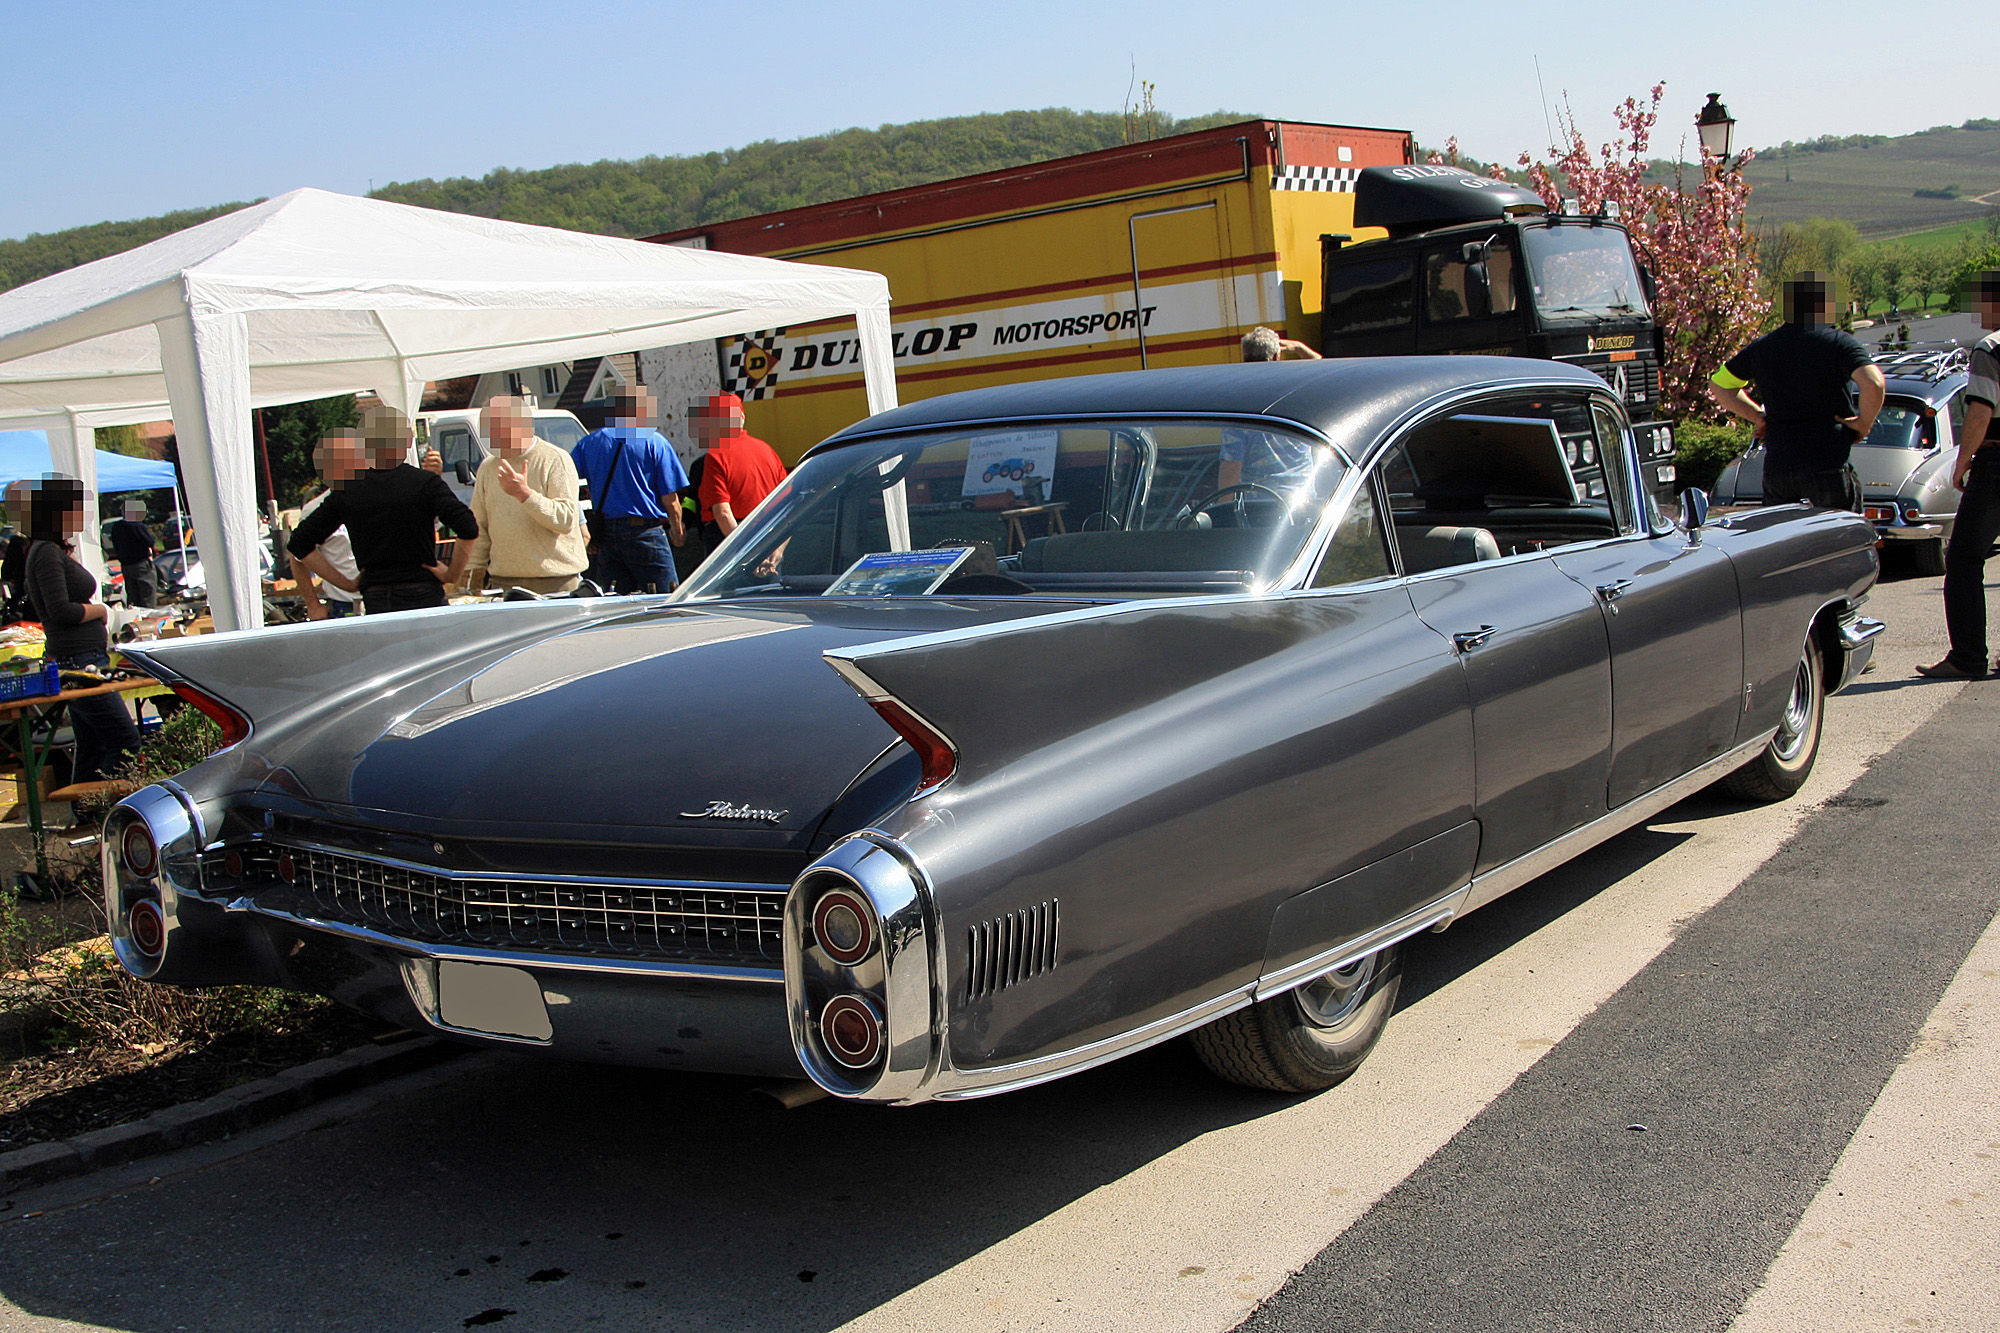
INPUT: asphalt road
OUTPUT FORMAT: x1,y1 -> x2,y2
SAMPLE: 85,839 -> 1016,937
0,566 -> 1991,1333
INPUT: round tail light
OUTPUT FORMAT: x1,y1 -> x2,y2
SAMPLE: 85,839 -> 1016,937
812,887 -> 875,965
277,853 -> 296,884
127,899 -> 166,957
120,821 -> 158,878
819,995 -> 883,1068
224,850 -> 244,878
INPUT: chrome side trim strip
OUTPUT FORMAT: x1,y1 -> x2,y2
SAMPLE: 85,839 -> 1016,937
1457,729 -> 1777,916
928,986 -> 1257,1102
1253,890 -> 1469,1002
224,901 -> 785,985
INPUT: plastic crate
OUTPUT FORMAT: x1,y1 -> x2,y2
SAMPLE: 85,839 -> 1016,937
0,663 -> 62,703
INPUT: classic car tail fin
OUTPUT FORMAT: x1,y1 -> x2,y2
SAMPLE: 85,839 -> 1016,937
824,597 -> 1337,788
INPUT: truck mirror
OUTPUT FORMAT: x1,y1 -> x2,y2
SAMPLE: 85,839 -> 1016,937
1638,264 -> 1658,306
453,460 -> 473,485
1459,240 -> 1487,263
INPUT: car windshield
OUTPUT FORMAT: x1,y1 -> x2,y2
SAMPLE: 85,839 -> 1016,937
1854,402 -> 1934,451
1523,224 -> 1650,321
675,419 -> 1344,600
534,416 -> 585,451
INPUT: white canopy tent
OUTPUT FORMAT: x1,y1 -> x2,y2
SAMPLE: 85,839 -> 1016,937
0,189 -> 898,630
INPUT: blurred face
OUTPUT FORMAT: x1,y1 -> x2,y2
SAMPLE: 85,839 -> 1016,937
482,398 -> 534,459
58,492 -> 91,538
124,500 -> 147,522
1979,289 -> 2000,331
612,390 -> 655,429
317,433 -> 366,486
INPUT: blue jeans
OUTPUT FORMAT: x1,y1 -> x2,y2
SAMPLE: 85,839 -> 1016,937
55,649 -> 142,783
597,520 -> 678,594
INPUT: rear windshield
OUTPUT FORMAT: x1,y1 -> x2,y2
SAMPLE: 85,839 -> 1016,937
1854,403 -> 1935,451
674,420 -> 1344,600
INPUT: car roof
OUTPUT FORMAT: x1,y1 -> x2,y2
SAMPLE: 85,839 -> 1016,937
816,356 -> 1611,460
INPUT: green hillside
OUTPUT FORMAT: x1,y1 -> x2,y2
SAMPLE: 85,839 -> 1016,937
1740,121 -> 2000,238
0,108 -> 1245,295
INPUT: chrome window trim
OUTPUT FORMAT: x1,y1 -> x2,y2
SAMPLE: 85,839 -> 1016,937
1271,377 -> 1642,592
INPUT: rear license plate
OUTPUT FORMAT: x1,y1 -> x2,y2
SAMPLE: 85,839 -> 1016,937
436,961 -> 553,1041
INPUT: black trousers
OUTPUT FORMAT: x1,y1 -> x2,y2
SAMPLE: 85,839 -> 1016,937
1763,463 -> 1862,513
362,580 -> 448,615
1941,450 -> 2000,672
119,560 -> 158,608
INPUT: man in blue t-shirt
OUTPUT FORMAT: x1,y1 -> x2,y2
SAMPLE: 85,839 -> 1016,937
572,387 -> 689,594
1707,272 -> 1885,512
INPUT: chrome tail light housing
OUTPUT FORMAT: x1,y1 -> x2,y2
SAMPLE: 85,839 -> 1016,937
784,834 -> 939,1102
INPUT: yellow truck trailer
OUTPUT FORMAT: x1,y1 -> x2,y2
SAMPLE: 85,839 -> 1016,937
646,119 -> 1413,461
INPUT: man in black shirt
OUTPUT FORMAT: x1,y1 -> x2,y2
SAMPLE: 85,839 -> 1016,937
287,407 -> 478,615
108,499 -> 158,608
1707,273 -> 1885,512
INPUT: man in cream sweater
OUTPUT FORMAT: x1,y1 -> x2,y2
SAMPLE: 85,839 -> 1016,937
463,397 -> 588,596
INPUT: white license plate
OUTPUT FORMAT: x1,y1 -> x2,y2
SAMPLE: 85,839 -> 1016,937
435,961 -> 553,1041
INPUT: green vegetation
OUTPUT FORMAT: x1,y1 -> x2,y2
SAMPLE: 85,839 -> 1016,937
0,202 -> 254,297
1674,419 -> 1753,492
2,109 -> 1250,297
367,107 -> 1248,240
1740,122 -> 2000,239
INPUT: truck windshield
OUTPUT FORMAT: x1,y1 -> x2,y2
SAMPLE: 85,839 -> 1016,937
675,420 -> 1344,601
1523,225 -> 1650,321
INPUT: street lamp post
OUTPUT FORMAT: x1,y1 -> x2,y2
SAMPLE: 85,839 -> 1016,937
1695,93 -> 1737,172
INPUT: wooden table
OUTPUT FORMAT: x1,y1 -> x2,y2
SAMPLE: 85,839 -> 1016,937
1001,502 -> 1069,555
0,676 -> 168,891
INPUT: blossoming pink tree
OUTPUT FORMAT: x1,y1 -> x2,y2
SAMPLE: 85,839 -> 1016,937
1516,86 -> 1767,421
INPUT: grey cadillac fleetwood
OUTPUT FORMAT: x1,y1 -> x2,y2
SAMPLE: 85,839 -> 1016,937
104,358 -> 1882,1102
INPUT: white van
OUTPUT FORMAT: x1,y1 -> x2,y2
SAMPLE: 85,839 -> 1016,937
417,406 -> 591,506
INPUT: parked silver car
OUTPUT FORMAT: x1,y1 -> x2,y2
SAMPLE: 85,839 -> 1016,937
1712,347 -> 1969,575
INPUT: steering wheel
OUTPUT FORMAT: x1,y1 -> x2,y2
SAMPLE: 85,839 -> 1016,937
1183,482 -> 1291,528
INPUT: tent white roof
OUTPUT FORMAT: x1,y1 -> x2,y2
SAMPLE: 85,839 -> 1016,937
0,189 -> 896,628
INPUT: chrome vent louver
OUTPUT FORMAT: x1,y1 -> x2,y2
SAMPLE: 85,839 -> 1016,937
966,899 -> 1059,999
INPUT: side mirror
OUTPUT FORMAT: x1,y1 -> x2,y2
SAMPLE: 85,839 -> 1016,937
453,460 -> 473,485
1638,265 -> 1658,308
1679,487 -> 1710,539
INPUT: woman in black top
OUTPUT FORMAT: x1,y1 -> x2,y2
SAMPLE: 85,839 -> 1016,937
24,476 -> 141,782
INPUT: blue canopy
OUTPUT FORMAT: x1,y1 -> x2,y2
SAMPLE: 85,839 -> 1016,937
0,429 -> 177,492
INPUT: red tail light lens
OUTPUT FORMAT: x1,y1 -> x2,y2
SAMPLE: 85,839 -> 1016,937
127,899 -> 166,957
819,995 -> 883,1068
172,684 -> 251,750
120,821 -> 158,878
868,699 -> 956,795
812,887 -> 875,964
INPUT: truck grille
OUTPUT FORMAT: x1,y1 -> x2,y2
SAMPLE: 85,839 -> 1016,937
209,843 -> 786,967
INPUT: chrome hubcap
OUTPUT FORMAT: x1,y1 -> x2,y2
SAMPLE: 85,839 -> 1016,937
1773,654 -> 1818,764
1296,953 -> 1378,1031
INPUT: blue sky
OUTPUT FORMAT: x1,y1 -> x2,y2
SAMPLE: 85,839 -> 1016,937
2,0 -> 1987,240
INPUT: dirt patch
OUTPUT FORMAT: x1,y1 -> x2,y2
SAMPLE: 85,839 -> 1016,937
0,1003 -> 392,1150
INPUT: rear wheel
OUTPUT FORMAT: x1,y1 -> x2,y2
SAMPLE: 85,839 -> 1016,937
1910,538 -> 1947,578
1720,638 -> 1825,801
1189,946 -> 1402,1092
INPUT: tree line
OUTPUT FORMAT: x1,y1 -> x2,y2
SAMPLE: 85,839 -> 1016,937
1757,212 -> 2000,320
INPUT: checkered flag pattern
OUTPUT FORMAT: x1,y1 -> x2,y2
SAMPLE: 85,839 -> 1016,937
1273,165 -> 1361,192
723,331 -> 784,400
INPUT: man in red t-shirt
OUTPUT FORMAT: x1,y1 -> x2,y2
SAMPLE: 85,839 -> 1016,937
696,393 -> 787,546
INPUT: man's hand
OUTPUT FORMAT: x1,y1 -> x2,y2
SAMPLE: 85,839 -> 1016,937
425,562 -> 453,585
421,447 -> 443,475
305,601 -> 329,621
497,459 -> 532,503
1838,415 -> 1873,441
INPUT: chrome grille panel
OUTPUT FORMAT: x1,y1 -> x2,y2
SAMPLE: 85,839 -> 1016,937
966,899 -> 1059,1000
208,843 -> 785,966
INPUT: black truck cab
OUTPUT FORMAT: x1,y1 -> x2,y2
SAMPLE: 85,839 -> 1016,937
1320,165 -> 1677,496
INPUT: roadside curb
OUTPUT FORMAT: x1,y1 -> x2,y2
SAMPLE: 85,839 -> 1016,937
0,1034 -> 462,1195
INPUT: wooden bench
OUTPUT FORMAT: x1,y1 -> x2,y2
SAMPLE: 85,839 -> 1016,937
47,779 -> 138,804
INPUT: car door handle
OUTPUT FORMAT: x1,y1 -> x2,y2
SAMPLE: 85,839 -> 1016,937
1452,626 -> 1495,653
1595,579 -> 1634,603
